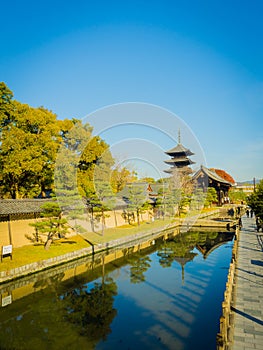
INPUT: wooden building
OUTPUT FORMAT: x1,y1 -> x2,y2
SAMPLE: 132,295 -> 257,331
193,165 -> 234,205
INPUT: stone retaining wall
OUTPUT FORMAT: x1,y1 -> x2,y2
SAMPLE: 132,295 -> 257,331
216,227 -> 239,349
0,208 -> 235,284
0,223 -> 180,283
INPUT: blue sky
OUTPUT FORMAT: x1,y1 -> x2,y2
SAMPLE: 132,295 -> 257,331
1,0 -> 263,182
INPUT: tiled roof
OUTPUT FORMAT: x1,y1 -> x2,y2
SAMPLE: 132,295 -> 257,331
165,143 -> 194,156
194,166 -> 233,186
164,158 -> 195,165
0,199 -> 53,216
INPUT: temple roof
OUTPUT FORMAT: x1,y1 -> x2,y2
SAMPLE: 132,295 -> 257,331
193,165 -> 233,186
165,143 -> 194,156
164,157 -> 195,165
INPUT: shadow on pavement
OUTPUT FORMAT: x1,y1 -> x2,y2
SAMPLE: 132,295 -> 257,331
231,307 -> 263,326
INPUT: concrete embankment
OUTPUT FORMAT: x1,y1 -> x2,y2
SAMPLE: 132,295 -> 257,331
0,224 -> 179,284
0,208 -> 237,284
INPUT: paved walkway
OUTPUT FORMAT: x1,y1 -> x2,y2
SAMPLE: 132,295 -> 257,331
231,215 -> 263,350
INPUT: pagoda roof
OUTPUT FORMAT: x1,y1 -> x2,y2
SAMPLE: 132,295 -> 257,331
165,143 -> 194,156
163,166 -> 193,174
164,157 -> 195,165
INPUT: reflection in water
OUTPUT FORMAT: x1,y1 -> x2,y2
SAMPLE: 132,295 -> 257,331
0,230 -> 234,350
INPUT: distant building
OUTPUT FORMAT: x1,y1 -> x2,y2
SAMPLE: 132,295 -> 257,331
234,184 -> 254,195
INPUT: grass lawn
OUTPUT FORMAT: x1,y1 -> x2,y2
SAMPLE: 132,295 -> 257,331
81,217 -> 176,244
0,208 -> 220,273
0,235 -> 90,272
0,218 -> 175,272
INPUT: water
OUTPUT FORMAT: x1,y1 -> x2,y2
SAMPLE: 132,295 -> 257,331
0,230 -> 234,350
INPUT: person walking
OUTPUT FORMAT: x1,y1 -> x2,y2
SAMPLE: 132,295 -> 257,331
246,209 -> 250,218
256,217 -> 262,232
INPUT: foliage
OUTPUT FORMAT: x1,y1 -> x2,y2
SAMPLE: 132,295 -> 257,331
247,180 -> 263,220
110,165 -> 137,193
0,83 -> 115,201
128,252 -> 151,283
28,202 -> 70,250
0,83 -> 67,198
139,177 -> 155,184
204,187 -> 218,207
156,174 -> 188,217
64,278 -> 117,340
228,188 -> 247,204
126,184 -> 148,226
212,168 -> 235,184
190,188 -> 206,210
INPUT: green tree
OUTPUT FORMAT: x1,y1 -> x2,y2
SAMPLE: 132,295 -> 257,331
110,165 -> 137,193
64,278 -> 117,340
94,181 -> 116,235
228,188 -> 247,204
204,187 -> 218,207
156,179 -> 181,218
0,82 -> 14,124
128,252 -> 151,283
0,89 -> 64,198
55,120 -> 115,233
126,184 -> 148,226
247,180 -> 263,220
28,202 -> 70,250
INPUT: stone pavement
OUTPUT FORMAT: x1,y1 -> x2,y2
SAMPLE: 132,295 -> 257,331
231,215 -> 263,350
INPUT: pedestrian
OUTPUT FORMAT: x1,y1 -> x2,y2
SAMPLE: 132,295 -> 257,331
256,217 -> 262,232
246,209 -> 250,217
250,209 -> 254,218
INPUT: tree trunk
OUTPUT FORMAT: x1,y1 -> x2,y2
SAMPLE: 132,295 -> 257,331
113,210 -> 118,227
137,209 -> 140,226
44,236 -> 53,250
101,209 -> 105,236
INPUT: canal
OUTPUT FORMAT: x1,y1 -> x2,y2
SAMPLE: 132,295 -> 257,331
0,229 -> 234,350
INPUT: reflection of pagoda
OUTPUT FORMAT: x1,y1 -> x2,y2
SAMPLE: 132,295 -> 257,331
174,252 -> 197,284
164,130 -> 195,175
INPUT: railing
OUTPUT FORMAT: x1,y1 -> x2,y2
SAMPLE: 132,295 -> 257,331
216,226 -> 239,349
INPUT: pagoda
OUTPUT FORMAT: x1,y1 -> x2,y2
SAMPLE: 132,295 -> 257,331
164,131 -> 195,175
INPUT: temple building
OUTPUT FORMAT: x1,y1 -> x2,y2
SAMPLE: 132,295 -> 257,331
193,165 -> 235,205
164,131 -> 195,175
163,132 -> 235,206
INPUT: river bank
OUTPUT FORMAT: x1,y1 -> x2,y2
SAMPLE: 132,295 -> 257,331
0,208 -> 238,284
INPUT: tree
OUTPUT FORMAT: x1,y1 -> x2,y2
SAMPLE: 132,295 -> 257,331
247,180 -> 263,220
156,176 -> 182,218
0,91 -> 64,198
139,177 -> 155,184
0,82 -> 14,124
126,184 -> 148,226
64,278 -> 117,340
128,252 -> 151,283
28,202 -> 70,250
228,188 -> 247,204
0,84 -> 115,200
110,165 -> 137,193
54,119 -> 115,233
93,181 -> 116,235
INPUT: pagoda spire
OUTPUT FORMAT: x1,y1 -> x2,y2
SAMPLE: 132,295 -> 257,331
178,129 -> 181,144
